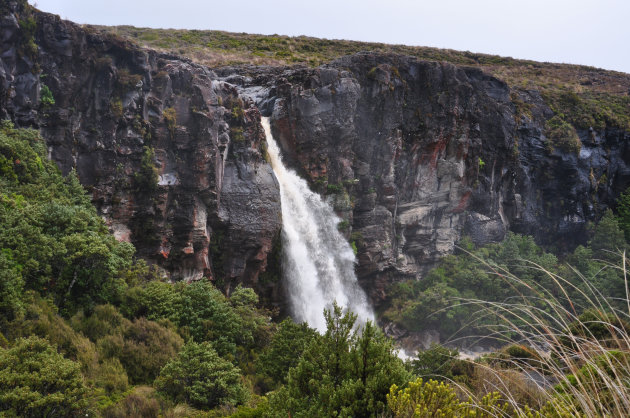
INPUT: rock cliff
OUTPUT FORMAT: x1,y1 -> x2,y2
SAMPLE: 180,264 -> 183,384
221,55 -> 630,304
0,2 -> 281,300
2,3 -> 629,308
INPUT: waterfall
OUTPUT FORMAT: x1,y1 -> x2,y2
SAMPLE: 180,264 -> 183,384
262,117 -> 375,332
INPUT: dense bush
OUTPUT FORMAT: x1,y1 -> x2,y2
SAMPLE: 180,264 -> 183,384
544,115 -> 581,153
122,279 -> 266,358
266,304 -> 410,417
388,378 -> 508,417
0,336 -> 92,416
256,318 -> 318,387
0,122 -> 135,316
155,341 -> 247,409
384,221 -> 628,340
71,304 -> 183,385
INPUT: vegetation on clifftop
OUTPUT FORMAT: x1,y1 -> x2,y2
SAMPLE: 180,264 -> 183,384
95,25 -> 630,132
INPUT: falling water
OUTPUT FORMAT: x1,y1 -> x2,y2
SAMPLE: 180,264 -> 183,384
262,117 -> 375,332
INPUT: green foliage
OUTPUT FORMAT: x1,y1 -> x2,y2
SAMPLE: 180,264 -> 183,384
0,251 -> 25,321
388,378 -> 508,417
266,303 -> 410,417
256,318 -> 317,387
102,386 -> 161,418
544,115 -> 582,154
163,107 -> 177,137
40,83 -> 55,107
4,295 -> 133,399
70,304 -> 183,385
412,344 -> 473,385
117,68 -> 143,90
383,231 -> 624,339
155,341 -> 247,409
0,123 -> 136,316
231,126 -> 245,142
561,310 -> 630,348
589,209 -> 626,262
7,294 -> 99,373
351,240 -> 358,255
543,90 -> 630,131
388,378 -> 460,417
17,10 -> 38,61
326,182 -> 344,194
0,336 -> 92,416
337,219 -> 350,231
122,279 -> 269,359
110,98 -> 123,118
100,317 -> 184,384
134,146 -> 158,193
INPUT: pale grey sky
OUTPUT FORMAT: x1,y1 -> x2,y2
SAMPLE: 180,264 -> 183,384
30,0 -> 630,73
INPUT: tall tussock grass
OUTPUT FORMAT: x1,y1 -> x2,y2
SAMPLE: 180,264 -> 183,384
450,250 -> 630,417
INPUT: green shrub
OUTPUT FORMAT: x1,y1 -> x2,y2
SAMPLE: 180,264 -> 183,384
544,115 -> 581,154
163,107 -> 177,137
100,317 -> 183,385
266,304 -> 410,417
231,126 -> 244,142
134,146 -> 158,193
412,344 -> 473,383
40,83 -> 55,107
110,98 -> 123,118
388,378 -> 508,417
0,123 -> 135,315
155,341 -> 247,409
71,304 -> 127,342
0,336 -> 92,416
326,183 -> 343,194
256,318 -> 317,387
102,386 -> 160,418
117,68 -> 143,90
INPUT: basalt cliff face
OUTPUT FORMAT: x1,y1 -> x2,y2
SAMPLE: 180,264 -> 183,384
225,56 -> 630,303
0,3 -> 282,300
2,4 -> 629,307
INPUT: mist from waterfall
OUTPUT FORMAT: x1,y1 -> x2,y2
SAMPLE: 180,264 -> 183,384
262,117 -> 375,332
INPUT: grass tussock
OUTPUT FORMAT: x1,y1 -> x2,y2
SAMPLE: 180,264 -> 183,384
440,250 -> 630,417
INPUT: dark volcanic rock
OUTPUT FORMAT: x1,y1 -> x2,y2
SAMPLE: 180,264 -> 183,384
2,3 -> 630,310
227,54 -> 630,305
0,4 -> 281,297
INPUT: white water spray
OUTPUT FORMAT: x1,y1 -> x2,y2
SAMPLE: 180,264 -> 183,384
262,117 -> 375,332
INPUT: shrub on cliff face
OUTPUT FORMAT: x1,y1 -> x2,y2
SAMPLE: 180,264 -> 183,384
134,146 -> 159,193
544,115 -> 581,154
163,107 -> 177,137
40,83 -> 55,107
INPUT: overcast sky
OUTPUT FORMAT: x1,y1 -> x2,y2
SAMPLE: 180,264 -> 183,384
30,0 -> 630,73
